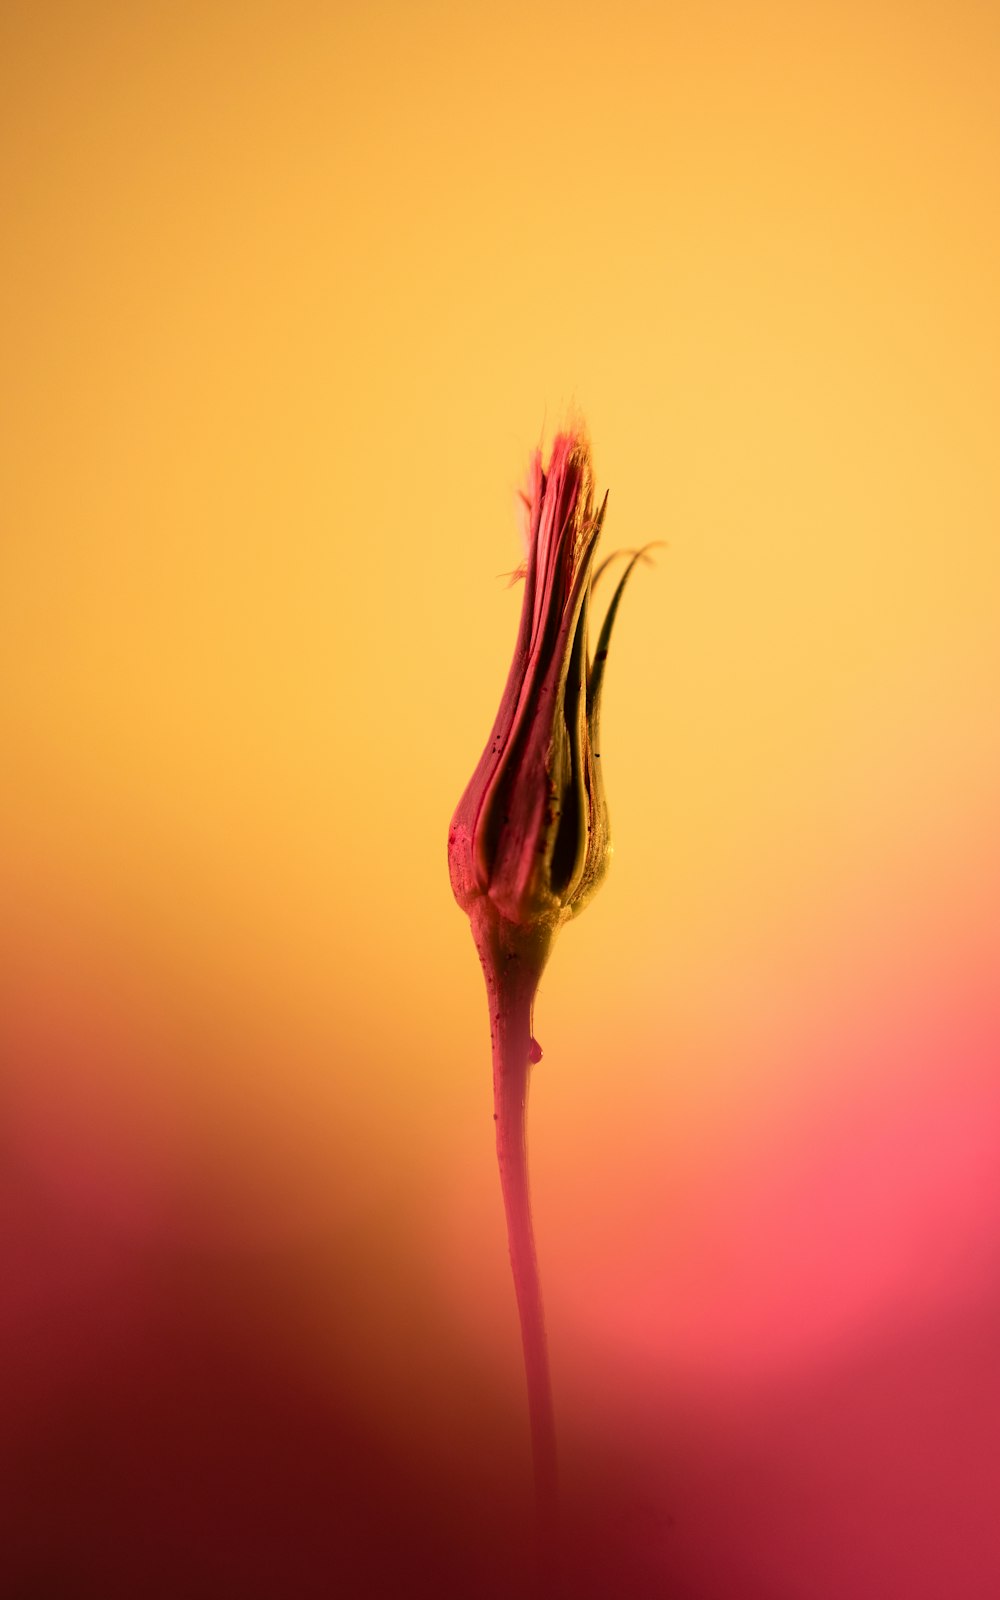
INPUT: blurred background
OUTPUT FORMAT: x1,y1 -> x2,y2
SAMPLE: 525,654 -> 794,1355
2,2 -> 999,1595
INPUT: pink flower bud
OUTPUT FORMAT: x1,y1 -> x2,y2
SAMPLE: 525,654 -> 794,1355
448,429 -> 650,935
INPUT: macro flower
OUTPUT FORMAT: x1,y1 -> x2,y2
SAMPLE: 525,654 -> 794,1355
446,425 -> 655,1551
448,428 -> 648,947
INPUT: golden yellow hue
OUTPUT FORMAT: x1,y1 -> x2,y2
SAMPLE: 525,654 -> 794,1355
2,9 -> 1000,1586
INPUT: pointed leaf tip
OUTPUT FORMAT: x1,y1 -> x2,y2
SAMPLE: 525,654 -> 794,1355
586,541 -> 664,734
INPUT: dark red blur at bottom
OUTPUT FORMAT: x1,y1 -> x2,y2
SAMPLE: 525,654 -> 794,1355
5,932 -> 1000,1600
6,1160 -> 1000,1600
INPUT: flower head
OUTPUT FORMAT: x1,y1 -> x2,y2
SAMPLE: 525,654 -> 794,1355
448,429 -> 651,940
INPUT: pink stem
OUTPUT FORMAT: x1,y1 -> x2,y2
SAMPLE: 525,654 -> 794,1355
471,903 -> 559,1553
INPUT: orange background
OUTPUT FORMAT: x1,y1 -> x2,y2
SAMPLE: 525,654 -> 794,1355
3,3 -> 1000,1595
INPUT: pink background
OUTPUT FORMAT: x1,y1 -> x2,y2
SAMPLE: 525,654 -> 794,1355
3,2 -> 1000,1595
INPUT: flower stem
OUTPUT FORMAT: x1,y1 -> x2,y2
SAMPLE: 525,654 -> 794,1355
471,902 -> 559,1558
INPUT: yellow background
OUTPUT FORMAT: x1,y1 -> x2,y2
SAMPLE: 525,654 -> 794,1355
3,3 -> 999,1594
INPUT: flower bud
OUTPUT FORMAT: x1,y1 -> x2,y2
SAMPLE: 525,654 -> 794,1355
448,430 -> 651,936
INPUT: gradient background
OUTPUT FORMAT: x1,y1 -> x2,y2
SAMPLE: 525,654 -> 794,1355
3,3 -> 1000,1596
